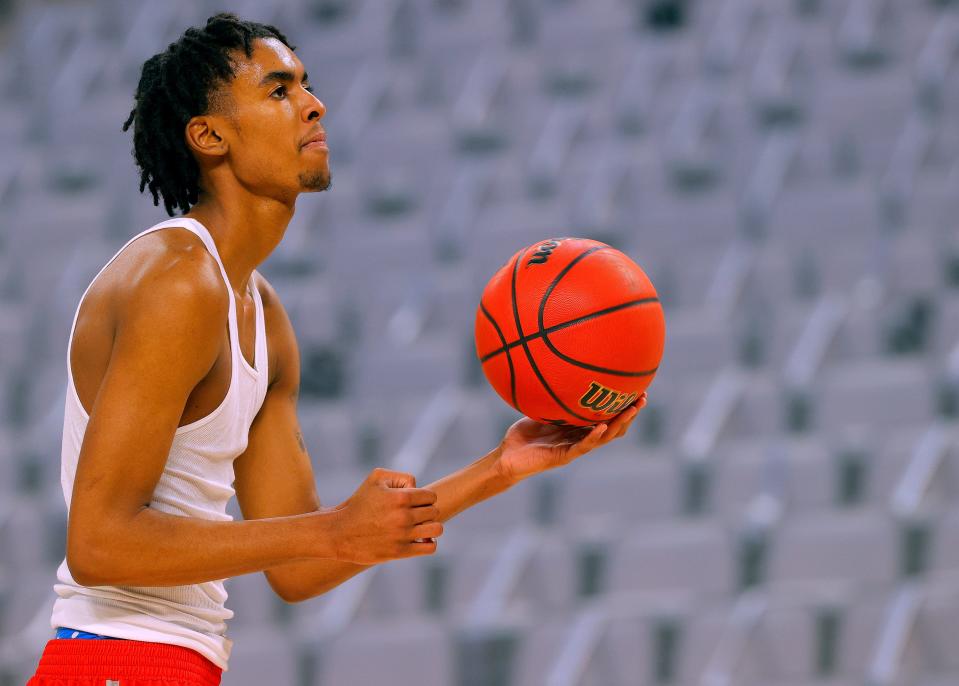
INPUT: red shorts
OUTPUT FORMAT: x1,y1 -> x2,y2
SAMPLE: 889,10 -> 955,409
27,638 -> 222,686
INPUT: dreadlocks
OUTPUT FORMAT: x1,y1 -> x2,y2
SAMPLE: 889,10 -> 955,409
122,13 -> 296,216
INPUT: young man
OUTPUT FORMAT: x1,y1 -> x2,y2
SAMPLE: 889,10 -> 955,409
27,13 -> 645,686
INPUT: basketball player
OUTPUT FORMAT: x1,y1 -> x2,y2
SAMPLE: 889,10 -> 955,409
26,13 -> 646,686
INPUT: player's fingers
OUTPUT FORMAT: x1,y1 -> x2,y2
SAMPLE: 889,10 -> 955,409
395,487 -> 437,507
556,426 -> 591,448
596,406 -> 634,443
611,404 -> 639,430
374,469 -> 417,488
571,423 -> 607,455
407,539 -> 439,556
412,521 -> 444,540
611,404 -> 642,439
412,505 -> 440,524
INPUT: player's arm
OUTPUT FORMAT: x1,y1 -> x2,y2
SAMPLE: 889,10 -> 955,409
233,277 -> 387,602
245,278 -> 643,603
66,249 -> 435,588
235,277 -> 494,603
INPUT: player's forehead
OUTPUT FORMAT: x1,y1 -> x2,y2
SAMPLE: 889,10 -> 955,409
230,37 -> 305,91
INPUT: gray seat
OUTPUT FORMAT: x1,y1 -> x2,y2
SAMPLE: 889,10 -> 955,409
514,596 -> 731,686
220,627 -> 298,686
769,510 -> 898,589
4,0 -> 959,682
314,617 -> 451,686
918,574 -> 959,674
556,448 -> 679,525
929,508 -> 959,578
608,520 -> 734,598
815,359 -> 934,434
738,590 -> 888,684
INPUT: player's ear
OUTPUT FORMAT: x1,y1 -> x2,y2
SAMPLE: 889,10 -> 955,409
185,115 -> 229,158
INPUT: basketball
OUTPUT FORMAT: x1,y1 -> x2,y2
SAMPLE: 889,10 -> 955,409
475,237 -> 666,426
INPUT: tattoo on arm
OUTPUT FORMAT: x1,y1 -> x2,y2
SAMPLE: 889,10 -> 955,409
295,430 -> 307,454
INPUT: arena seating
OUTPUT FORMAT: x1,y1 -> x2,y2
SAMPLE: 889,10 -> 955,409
2,0 -> 959,684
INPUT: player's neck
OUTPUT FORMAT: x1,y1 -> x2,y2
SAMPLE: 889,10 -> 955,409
184,193 -> 293,297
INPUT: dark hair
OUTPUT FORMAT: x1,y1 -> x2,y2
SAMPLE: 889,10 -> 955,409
122,13 -> 296,216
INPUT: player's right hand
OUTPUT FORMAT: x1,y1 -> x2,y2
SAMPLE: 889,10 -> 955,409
330,468 -> 442,564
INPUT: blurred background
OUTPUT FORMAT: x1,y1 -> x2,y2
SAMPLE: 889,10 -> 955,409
2,0 -> 959,684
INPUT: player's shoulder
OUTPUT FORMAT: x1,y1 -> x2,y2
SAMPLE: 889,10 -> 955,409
252,269 -> 280,306
116,227 -> 228,322
251,271 -> 293,327
252,270 -> 289,311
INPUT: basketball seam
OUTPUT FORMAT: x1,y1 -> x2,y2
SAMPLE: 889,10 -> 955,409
479,301 -> 518,412
537,247 -> 660,377
479,296 -> 661,363
511,246 -> 593,423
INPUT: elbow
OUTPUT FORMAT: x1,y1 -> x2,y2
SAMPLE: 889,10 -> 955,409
268,576 -> 308,604
66,527 -> 109,587
278,589 -> 305,604
266,571 -> 330,604
66,548 -> 101,587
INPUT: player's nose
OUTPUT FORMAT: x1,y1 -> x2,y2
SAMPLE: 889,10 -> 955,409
304,95 -> 326,122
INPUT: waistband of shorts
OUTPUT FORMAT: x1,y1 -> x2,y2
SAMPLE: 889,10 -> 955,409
56,626 -> 125,640
35,637 -> 222,684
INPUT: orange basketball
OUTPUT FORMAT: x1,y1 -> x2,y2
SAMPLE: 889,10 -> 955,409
475,238 -> 666,426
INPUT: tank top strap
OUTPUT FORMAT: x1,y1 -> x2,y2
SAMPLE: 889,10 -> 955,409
158,218 -> 245,379
174,218 -> 239,319
66,217 -> 240,381
249,270 -> 268,372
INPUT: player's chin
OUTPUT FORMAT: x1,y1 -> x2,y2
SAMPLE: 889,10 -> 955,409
297,168 -> 332,192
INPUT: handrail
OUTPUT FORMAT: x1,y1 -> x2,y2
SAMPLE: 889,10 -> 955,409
571,159 -> 630,236
527,104 -> 586,196
783,295 -> 848,389
464,525 -> 539,627
697,592 -> 768,686
916,12 -> 959,111
326,62 -> 388,162
545,605 -> 607,686
614,48 -> 667,134
865,583 -> 922,686
705,239 -> 756,317
750,21 -> 803,123
890,425 -> 948,517
878,112 -> 933,228
704,0 -> 763,75
665,81 -> 721,189
547,591 -> 692,686
740,131 -> 799,235
451,52 -> 509,143
433,167 -> 491,261
680,368 -> 746,462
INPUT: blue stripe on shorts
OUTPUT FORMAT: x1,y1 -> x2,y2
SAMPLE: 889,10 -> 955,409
55,626 -> 123,640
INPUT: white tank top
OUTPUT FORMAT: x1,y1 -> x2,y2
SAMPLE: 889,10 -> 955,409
49,217 -> 269,671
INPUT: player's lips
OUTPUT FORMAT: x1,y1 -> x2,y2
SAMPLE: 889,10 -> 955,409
301,131 -> 328,151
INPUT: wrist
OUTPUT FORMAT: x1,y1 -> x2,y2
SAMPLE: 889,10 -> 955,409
487,444 -> 520,490
305,506 -> 345,561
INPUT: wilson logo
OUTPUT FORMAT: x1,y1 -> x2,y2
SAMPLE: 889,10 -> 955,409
579,382 -> 637,415
527,239 -> 561,266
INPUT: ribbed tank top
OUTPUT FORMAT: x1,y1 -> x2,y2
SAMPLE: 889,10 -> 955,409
50,217 -> 270,671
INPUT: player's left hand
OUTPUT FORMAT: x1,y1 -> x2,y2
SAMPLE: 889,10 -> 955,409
493,392 -> 648,486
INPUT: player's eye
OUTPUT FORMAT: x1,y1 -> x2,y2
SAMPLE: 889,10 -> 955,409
271,85 -> 287,99
304,84 -> 314,94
